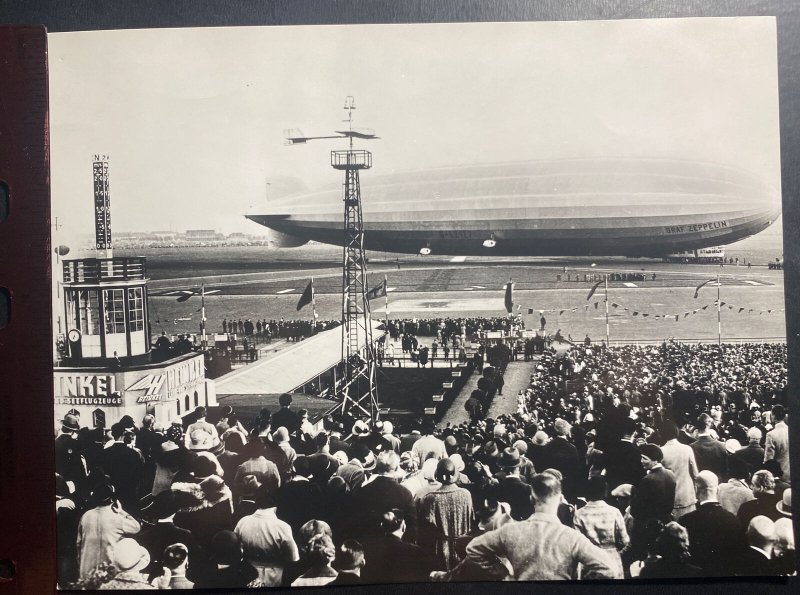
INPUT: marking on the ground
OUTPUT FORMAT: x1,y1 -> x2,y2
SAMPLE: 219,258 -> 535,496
450,256 -> 466,262
623,282 -> 638,288
744,280 -> 764,286
276,288 -> 295,294
387,287 -> 397,292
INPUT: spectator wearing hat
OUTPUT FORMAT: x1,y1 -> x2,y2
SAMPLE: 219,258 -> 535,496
543,418 -> 582,501
362,509 -> 432,583
528,431 -> 550,471
660,422 -> 699,519
98,538 -> 154,589
101,423 -> 146,512
335,442 -> 375,492
136,490 -> 202,583
771,517 -> 795,575
184,407 -> 220,451
149,441 -> 184,497
328,539 -> 366,585
737,469 -> 782,525
730,426 -> 765,479
271,393 -> 301,436
347,450 -> 417,542
736,515 -> 777,576
489,447 -> 534,521
417,458 -> 474,571
272,427 -> 297,482
193,530 -> 258,589
678,470 -> 747,577
718,457 -> 754,516
172,460 -> 234,552
776,487 -> 791,519
276,456 -> 326,535
574,476 -> 629,578
400,427 -> 423,453
412,420 -> 448,464
764,405 -> 790,482
434,473 -> 616,581
512,439 -> 537,484
55,413 -> 88,493
77,483 -> 141,580
691,413 -> 728,480
234,483 -> 300,586
603,418 -> 645,492
376,421 -> 401,453
625,443 -> 676,573
232,440 -> 281,508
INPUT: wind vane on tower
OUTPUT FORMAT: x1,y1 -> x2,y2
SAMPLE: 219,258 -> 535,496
285,97 -> 381,422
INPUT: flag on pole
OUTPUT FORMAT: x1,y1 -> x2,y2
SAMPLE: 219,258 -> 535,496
297,279 -> 314,311
587,279 -> 603,300
694,278 -> 715,298
366,278 -> 388,301
504,280 -> 513,314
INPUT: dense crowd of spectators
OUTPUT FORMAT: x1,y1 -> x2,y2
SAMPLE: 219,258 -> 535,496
386,316 -> 523,339
221,318 -> 341,342
55,341 -> 793,588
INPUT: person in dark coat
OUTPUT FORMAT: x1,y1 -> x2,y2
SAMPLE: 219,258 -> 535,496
737,469 -> 782,526
691,413 -> 728,479
736,515 -> 777,576
603,418 -> 644,490
626,444 -> 676,569
136,490 -> 203,582
729,427 -> 765,479
346,450 -> 417,542
678,470 -> 748,577
172,457 -> 234,552
487,448 -> 534,521
55,414 -> 88,488
328,540 -> 366,585
101,424 -> 145,512
361,509 -> 433,583
639,522 -> 701,579
543,419 -> 583,501
271,393 -> 301,435
276,456 -> 326,535
192,530 -> 258,589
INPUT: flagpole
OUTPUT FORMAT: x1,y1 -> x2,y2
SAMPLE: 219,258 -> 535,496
384,274 -> 388,327
605,274 -> 610,346
200,283 -> 207,349
717,273 -> 721,345
311,276 -> 317,334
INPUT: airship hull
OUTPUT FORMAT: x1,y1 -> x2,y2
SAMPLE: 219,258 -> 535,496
247,158 -> 780,257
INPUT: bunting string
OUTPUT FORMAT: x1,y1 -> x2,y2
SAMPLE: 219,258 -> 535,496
525,299 -> 784,321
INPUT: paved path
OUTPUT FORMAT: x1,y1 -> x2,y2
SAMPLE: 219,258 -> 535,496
486,359 -> 538,418
439,357 -> 538,426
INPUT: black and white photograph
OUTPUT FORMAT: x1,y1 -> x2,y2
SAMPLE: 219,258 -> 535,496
48,17 -> 793,588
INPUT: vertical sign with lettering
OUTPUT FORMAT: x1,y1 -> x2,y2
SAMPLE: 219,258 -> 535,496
93,156 -> 111,250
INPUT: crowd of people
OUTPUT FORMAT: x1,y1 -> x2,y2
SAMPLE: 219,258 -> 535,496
220,318 -> 341,342
55,340 -> 793,588
385,316 -> 523,339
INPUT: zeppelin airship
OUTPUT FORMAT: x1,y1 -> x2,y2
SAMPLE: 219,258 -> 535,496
246,158 -> 780,257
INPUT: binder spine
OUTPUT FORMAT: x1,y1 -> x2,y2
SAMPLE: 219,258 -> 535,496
0,25 -> 55,594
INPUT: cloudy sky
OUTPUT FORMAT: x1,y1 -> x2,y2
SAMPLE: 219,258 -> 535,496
49,17 -> 780,244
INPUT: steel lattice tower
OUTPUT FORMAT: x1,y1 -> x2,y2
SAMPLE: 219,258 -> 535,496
332,146 -> 379,421
284,97 -> 380,422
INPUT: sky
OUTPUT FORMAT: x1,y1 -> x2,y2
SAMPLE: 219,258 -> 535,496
49,17 -> 781,246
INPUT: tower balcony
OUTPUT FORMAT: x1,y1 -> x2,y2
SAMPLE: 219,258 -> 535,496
331,149 -> 372,170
